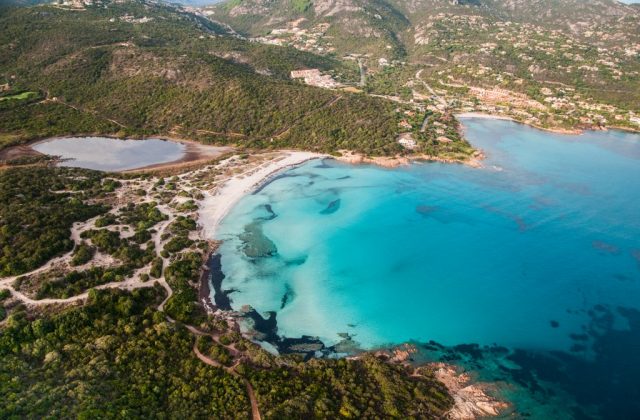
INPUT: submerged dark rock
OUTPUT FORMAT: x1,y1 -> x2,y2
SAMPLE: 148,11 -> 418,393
239,221 -> 277,258
208,253 -> 234,311
258,204 -> 277,221
314,159 -> 332,169
320,199 -> 341,215
453,343 -> 484,360
285,255 -> 307,266
253,172 -> 302,194
416,205 -> 438,215
241,307 -> 331,360
280,283 -> 294,309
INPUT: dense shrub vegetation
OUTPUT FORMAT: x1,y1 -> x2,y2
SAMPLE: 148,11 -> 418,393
36,266 -> 130,299
0,2 -> 408,156
241,355 -> 453,418
163,252 -> 205,323
70,241 -> 95,266
0,167 -> 109,276
119,202 -> 167,230
0,288 -> 251,418
0,285 -> 454,418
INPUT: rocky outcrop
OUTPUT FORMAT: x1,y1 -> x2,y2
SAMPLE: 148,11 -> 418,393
313,0 -> 363,17
428,362 -> 509,419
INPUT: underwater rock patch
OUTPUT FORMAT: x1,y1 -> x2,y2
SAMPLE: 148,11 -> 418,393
239,221 -> 277,258
320,199 -> 341,215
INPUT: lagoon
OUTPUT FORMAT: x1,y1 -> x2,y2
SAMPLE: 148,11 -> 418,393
216,119 -> 640,418
32,136 -> 186,171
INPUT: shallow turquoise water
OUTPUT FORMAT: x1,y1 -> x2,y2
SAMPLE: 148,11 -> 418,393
33,137 -> 185,171
217,119 -> 640,418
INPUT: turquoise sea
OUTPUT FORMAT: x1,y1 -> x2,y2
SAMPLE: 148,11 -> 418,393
215,118 -> 640,418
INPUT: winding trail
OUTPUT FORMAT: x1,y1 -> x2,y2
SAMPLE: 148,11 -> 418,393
358,59 -> 367,87
154,204 -> 175,311
187,324 -> 260,420
0,165 -> 276,418
0,160 -> 290,419
193,343 -> 261,420
49,96 -> 128,129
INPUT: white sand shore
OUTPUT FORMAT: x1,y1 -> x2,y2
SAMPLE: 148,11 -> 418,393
199,151 -> 325,240
455,112 -> 515,121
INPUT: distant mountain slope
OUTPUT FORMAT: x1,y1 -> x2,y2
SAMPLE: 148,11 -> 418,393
0,0 -> 50,5
210,0 -> 640,51
209,0 -> 639,124
207,0 -> 411,58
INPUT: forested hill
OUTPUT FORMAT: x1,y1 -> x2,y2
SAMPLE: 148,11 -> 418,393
0,0 -> 409,156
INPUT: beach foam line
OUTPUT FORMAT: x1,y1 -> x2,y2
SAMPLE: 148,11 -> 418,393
199,151 -> 325,240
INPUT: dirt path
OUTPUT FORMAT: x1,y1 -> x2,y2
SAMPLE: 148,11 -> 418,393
416,69 -> 448,109
358,59 -> 366,87
2,275 -> 161,305
193,342 -> 225,369
244,380 -> 262,420
50,97 -> 128,129
0,162 -> 271,418
154,205 -> 175,311
191,330 -> 261,420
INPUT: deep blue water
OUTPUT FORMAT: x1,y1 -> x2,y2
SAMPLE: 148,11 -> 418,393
216,119 -> 640,418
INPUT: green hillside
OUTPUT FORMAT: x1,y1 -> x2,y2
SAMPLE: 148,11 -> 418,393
0,1 -> 411,156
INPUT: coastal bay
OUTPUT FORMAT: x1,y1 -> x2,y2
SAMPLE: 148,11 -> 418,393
213,118 -> 640,418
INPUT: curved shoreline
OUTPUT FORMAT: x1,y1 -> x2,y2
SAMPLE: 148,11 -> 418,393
198,151 -> 326,240
1,135 -> 232,172
455,112 -> 640,136
196,150 -> 510,418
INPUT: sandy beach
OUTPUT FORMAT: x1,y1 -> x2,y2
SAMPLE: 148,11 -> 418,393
198,151 -> 325,240
455,112 -> 584,135
455,112 -> 516,121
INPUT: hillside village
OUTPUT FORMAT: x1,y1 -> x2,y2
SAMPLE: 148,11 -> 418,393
207,0 -> 640,134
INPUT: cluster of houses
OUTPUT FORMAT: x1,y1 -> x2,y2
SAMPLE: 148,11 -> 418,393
469,87 -> 546,111
251,21 -> 334,55
290,69 -> 342,89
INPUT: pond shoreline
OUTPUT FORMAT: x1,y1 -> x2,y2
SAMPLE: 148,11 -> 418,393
4,135 -> 231,172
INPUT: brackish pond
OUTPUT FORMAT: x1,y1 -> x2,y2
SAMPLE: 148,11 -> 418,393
32,136 -> 186,171
216,119 -> 640,418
